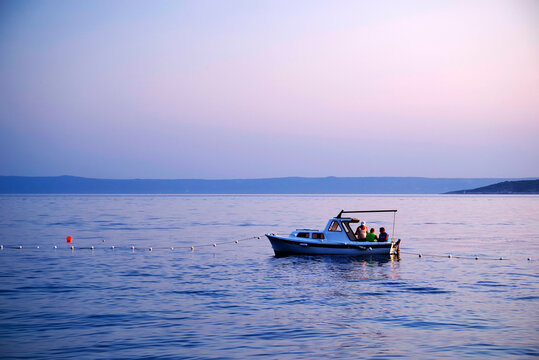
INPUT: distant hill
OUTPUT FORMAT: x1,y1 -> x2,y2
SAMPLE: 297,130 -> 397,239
0,175 -> 525,194
446,179 -> 539,194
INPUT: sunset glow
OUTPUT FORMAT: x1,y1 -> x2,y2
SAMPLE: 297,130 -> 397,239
1,0 -> 538,178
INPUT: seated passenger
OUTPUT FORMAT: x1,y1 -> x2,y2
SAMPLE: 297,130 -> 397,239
366,228 -> 378,242
378,227 -> 389,242
355,221 -> 367,240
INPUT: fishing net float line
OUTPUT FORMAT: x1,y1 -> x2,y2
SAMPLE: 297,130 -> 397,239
0,235 -> 262,252
0,237 -> 534,262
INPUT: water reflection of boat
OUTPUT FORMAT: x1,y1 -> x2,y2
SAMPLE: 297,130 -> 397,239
266,210 -> 401,257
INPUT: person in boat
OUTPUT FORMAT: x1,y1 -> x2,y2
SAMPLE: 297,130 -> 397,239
366,228 -> 378,242
378,227 -> 389,242
355,221 -> 367,240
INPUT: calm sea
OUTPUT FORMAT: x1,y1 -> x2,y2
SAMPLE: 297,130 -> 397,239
0,195 -> 538,359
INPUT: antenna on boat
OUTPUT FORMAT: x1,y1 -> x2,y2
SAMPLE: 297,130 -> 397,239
392,211 -> 396,241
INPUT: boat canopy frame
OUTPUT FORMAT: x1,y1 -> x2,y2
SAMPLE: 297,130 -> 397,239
336,209 -> 397,218
336,209 -> 398,241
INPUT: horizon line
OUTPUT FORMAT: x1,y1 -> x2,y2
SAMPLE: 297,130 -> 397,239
1,175 -> 537,181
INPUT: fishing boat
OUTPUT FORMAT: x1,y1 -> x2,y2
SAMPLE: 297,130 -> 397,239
266,210 -> 401,256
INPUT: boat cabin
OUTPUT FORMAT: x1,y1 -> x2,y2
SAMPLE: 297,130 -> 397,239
290,217 -> 359,242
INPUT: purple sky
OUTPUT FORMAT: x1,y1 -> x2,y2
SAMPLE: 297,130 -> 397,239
1,0 -> 538,179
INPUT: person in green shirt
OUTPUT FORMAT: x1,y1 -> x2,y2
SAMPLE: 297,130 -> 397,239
366,228 -> 378,242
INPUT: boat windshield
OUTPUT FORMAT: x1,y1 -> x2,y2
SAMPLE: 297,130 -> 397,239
341,220 -> 358,241
328,221 -> 342,232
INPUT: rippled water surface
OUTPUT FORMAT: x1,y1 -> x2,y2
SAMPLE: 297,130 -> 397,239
0,195 -> 538,359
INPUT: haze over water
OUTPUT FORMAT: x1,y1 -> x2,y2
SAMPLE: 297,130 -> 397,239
0,194 -> 537,359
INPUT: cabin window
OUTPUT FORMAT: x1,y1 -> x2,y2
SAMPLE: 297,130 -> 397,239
312,233 -> 325,239
328,221 -> 342,232
296,232 -> 310,238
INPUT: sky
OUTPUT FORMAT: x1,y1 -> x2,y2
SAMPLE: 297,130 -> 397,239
0,0 -> 538,179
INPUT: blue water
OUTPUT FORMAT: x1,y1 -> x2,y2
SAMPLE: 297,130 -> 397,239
0,195 -> 538,359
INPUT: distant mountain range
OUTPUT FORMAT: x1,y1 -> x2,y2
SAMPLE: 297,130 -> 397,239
446,179 -> 539,194
0,175 -> 532,194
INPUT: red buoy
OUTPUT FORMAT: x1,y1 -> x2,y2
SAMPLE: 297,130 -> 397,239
66,236 -> 72,243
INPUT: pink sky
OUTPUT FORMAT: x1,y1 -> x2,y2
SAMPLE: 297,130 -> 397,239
1,0 -> 538,178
